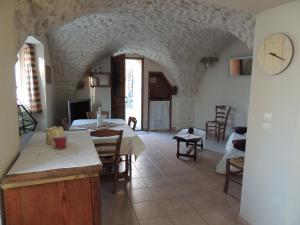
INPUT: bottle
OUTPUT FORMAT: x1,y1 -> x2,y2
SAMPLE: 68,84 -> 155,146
97,107 -> 103,127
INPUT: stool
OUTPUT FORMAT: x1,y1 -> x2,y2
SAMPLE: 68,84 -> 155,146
224,157 -> 244,193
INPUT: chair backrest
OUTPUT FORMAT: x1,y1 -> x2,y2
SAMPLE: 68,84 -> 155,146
86,111 -> 97,119
61,117 -> 69,131
101,111 -> 109,119
215,105 -> 231,124
90,129 -> 123,155
87,111 -> 109,119
128,117 -> 137,131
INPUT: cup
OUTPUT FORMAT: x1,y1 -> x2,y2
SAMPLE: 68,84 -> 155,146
53,136 -> 67,149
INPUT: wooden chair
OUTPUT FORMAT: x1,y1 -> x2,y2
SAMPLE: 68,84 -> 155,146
206,105 -> 231,142
101,111 -> 109,119
86,111 -> 97,119
224,157 -> 244,193
90,129 -> 123,193
128,116 -> 137,131
61,117 -> 69,131
86,111 -> 109,119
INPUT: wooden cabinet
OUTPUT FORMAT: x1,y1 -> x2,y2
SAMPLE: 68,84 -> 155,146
1,131 -> 102,225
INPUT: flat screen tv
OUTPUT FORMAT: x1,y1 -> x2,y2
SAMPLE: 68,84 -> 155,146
68,99 -> 90,124
230,56 -> 253,76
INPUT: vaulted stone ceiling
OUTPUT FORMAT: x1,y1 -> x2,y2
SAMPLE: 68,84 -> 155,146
16,0 -> 255,127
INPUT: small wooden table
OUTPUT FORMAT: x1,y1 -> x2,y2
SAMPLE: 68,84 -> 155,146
173,129 -> 206,161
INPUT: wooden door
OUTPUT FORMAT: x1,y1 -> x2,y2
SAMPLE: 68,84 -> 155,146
111,54 -> 126,119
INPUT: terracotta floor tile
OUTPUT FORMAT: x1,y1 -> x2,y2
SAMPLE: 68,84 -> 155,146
197,206 -> 240,225
140,217 -> 173,225
168,212 -> 208,225
126,178 -> 148,190
133,201 -> 167,221
101,132 -> 243,225
158,197 -> 194,216
102,206 -> 139,225
128,188 -> 156,203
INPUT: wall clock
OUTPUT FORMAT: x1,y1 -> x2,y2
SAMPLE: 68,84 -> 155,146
257,33 -> 293,75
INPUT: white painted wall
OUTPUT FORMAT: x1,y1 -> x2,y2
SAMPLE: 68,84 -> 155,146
193,39 -> 252,134
0,0 -> 18,223
0,0 -> 19,177
241,2 -> 300,225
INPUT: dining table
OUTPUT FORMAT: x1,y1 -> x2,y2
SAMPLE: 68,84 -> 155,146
69,118 -> 145,158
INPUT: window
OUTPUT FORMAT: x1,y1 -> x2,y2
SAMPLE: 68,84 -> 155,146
15,43 -> 42,113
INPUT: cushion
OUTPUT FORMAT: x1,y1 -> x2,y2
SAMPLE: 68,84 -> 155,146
232,139 -> 246,151
234,127 -> 247,135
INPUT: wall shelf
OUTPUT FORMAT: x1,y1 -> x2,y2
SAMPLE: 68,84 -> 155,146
89,72 -> 111,88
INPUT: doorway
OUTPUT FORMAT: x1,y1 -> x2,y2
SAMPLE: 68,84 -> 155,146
125,58 -> 143,130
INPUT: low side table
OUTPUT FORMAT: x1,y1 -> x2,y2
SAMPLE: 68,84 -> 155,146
173,129 -> 206,161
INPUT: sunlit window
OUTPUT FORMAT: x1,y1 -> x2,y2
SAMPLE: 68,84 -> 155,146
15,49 -> 30,108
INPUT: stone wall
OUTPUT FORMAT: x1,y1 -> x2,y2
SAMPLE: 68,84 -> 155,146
16,0 -> 255,128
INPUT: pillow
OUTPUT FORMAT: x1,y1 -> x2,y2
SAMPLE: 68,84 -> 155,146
234,127 -> 247,135
232,139 -> 246,151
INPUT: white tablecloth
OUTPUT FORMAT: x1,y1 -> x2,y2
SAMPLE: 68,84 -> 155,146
216,132 -> 246,174
175,128 -> 206,142
70,119 -> 145,157
8,131 -> 101,175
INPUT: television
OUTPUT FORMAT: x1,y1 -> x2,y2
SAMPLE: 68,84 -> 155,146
68,99 -> 90,124
230,56 -> 253,76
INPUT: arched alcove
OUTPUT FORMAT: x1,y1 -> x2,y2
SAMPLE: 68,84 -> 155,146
16,0 -> 255,128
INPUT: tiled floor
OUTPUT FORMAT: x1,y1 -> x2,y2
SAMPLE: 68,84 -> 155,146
101,132 -> 245,225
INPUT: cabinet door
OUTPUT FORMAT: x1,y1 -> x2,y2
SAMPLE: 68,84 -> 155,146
4,177 -> 101,225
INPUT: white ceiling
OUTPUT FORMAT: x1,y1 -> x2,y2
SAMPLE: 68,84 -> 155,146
203,0 -> 294,12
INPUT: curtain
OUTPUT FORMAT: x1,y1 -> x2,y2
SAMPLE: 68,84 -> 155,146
149,100 -> 170,130
21,43 -> 43,113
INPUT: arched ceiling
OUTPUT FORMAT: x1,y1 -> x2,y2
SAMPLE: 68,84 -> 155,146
16,0 -> 255,126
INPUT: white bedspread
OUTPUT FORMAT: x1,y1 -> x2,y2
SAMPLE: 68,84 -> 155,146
216,132 -> 246,174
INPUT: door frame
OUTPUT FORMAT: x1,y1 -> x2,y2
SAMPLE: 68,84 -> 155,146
125,57 -> 144,130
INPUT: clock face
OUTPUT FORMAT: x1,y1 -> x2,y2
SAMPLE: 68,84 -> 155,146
257,33 -> 293,75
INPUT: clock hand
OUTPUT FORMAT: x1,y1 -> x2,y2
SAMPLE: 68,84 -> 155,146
269,52 -> 286,61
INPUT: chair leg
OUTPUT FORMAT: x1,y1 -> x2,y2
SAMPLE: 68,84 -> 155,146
222,126 -> 226,140
113,156 -> 120,193
224,159 -> 230,193
125,155 -> 129,178
215,125 -> 217,138
217,125 -> 221,142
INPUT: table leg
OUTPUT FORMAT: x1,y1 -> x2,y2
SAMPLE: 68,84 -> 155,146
224,159 -> 230,193
194,141 -> 197,161
176,140 -> 180,159
125,155 -> 129,179
129,154 -> 132,178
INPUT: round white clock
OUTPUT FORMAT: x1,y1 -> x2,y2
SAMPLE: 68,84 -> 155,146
257,33 -> 293,75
